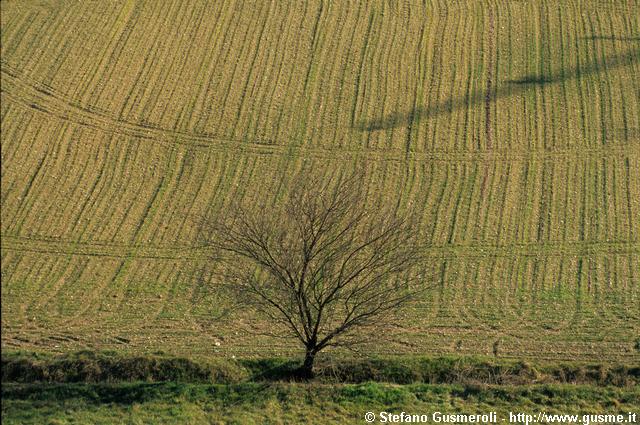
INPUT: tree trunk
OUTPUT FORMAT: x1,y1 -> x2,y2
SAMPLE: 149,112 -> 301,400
298,349 -> 317,379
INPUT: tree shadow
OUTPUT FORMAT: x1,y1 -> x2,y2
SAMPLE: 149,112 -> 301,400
241,358 -> 308,381
506,75 -> 557,85
354,46 -> 640,132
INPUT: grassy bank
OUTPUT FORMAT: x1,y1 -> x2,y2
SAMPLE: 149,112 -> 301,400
3,381 -> 638,424
3,352 -> 638,424
3,351 -> 639,386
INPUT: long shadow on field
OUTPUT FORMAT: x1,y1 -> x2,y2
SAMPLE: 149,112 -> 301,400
354,47 -> 640,132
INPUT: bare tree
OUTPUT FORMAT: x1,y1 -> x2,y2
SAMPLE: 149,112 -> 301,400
198,171 -> 427,378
